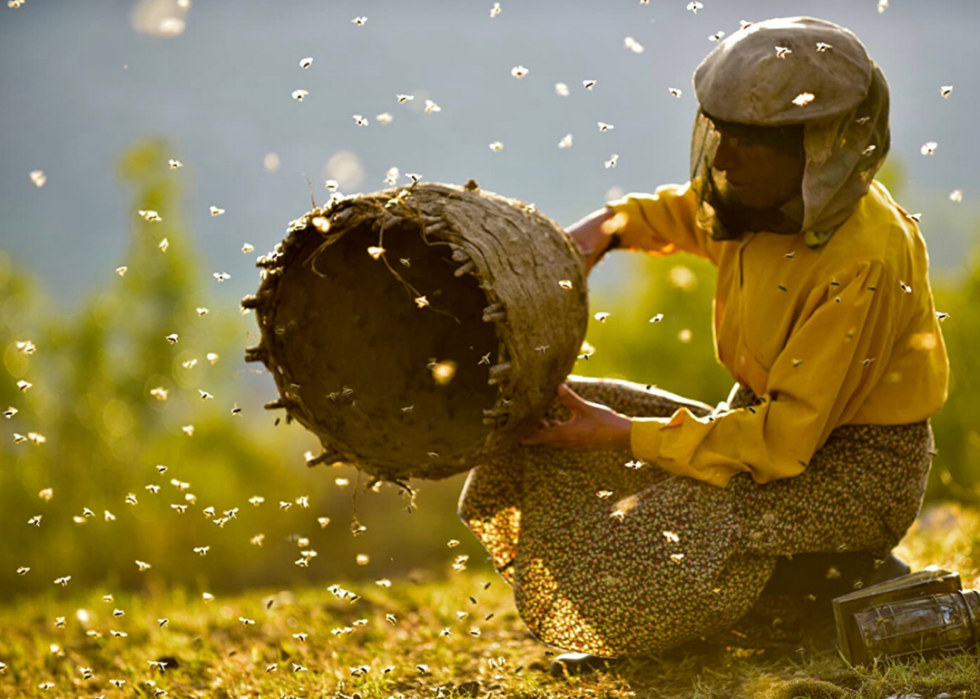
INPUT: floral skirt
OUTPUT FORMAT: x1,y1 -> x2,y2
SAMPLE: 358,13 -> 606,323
457,376 -> 934,657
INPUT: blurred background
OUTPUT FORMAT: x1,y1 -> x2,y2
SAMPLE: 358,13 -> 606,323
2,0 -> 979,600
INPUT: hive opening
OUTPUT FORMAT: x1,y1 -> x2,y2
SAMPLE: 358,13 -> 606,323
268,216 -> 501,471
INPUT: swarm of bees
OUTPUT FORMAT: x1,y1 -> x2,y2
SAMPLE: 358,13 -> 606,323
1,2 -> 962,695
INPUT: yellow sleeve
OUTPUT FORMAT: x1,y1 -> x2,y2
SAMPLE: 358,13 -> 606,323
605,182 -> 718,263
631,260 -> 892,488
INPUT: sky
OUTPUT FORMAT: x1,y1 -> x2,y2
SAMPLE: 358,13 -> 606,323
2,0 -> 980,309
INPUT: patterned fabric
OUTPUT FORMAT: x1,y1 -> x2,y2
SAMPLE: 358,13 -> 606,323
457,376 -> 934,657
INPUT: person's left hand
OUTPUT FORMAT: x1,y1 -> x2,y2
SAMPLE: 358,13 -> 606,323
521,384 -> 632,451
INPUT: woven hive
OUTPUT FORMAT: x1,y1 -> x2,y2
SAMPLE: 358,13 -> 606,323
243,180 -> 588,483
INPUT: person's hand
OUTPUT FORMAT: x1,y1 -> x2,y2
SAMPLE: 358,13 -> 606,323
566,207 -> 619,276
521,384 -> 632,451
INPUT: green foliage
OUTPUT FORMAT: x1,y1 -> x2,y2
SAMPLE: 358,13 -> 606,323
0,140 -> 478,598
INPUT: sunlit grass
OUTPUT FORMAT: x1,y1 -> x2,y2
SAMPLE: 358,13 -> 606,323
2,503 -> 978,699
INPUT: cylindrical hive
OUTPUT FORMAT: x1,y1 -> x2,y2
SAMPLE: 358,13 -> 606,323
244,180 -> 588,482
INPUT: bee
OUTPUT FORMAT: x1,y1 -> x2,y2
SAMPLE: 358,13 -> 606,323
54,575 -> 71,586
213,272 -> 230,282
709,31 -> 725,42
351,16 -> 368,26
136,560 -> 152,572
490,2 -> 501,17
3,407 -> 18,418
604,154 -> 619,169
193,546 -> 210,556
816,42 -> 832,52
170,504 -> 187,514
28,515 -> 42,526
936,311 -> 949,321
291,89 -> 309,101
17,566 -> 29,575
940,85 -> 953,99
669,87 -> 683,98
558,133 -> 573,149
424,99 -> 441,114
16,380 -> 32,391
597,121 -> 614,132
352,114 -> 369,127
900,281 -> 912,293
920,141 -> 938,156
594,312 -> 611,322
774,46 -> 792,59
299,56 -> 313,69
168,159 -> 183,169
582,79 -> 596,90
125,493 -> 138,505
158,618 -> 169,627
792,92 -> 815,107
165,333 -> 178,345
686,1 -> 703,14
511,65 -> 529,79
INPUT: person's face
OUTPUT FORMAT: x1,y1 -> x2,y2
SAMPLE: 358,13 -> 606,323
712,126 -> 806,210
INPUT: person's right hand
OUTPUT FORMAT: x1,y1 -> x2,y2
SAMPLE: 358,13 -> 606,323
566,206 -> 619,276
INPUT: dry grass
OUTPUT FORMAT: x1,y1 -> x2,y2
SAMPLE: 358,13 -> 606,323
1,503 -> 978,699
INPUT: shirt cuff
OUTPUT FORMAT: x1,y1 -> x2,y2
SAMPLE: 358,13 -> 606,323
630,417 -> 668,462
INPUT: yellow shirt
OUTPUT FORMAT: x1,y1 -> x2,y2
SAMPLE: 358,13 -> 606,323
606,181 -> 949,488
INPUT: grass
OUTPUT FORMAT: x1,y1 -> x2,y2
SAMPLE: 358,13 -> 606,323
1,503 -> 978,699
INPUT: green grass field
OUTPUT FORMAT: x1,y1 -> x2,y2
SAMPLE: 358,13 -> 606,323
1,503 -> 978,699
